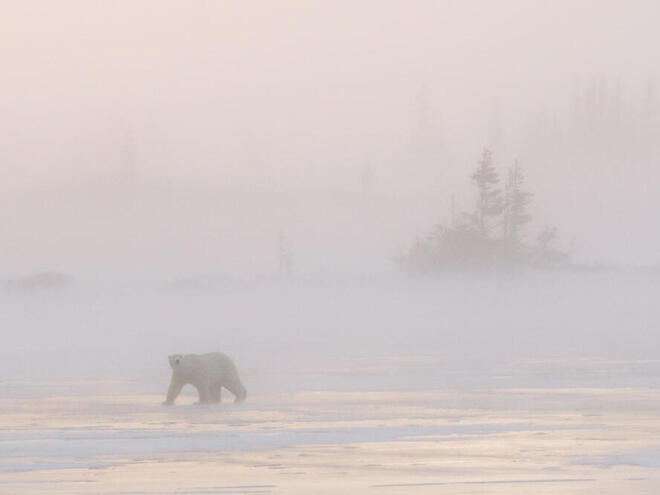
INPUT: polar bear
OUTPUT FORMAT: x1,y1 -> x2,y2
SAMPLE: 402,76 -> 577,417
163,352 -> 247,406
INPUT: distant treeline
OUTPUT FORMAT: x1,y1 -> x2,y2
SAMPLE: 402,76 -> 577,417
399,148 -> 569,273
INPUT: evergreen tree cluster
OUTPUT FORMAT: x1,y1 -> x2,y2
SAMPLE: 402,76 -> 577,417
401,148 -> 569,273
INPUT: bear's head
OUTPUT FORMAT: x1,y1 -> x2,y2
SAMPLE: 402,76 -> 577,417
168,354 -> 183,369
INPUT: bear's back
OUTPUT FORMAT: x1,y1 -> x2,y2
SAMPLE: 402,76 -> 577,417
185,352 -> 237,378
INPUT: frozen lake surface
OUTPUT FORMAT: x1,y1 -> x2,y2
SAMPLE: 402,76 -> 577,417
3,385 -> 660,494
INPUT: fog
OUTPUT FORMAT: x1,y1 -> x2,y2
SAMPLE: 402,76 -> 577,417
2,0 -> 660,277
2,1 -> 660,492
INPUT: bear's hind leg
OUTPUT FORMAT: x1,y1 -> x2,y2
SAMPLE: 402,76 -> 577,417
225,379 -> 247,403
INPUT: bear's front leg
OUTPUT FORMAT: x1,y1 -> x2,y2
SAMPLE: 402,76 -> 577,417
210,384 -> 222,403
163,377 -> 183,406
194,379 -> 212,405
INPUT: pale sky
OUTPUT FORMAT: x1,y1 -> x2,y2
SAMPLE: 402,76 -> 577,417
1,0 -> 659,275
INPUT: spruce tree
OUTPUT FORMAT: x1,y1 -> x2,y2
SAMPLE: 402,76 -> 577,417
470,148 -> 503,238
503,160 -> 533,247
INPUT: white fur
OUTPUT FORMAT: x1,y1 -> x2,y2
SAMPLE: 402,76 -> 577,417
163,352 -> 246,405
